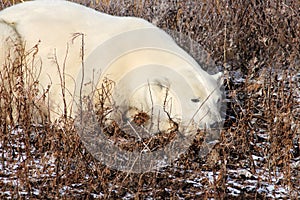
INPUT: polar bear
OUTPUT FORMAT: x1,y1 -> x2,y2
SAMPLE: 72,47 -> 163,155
0,0 -> 223,133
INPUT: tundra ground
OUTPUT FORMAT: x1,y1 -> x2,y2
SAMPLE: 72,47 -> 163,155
0,0 -> 299,199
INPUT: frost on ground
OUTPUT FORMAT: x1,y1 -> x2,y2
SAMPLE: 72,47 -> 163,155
0,138 -> 298,199
1,0 -> 299,199
0,71 -> 299,199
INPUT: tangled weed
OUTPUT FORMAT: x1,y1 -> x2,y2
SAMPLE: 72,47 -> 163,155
0,0 -> 299,199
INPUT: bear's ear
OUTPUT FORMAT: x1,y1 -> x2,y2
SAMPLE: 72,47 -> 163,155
212,71 -> 224,85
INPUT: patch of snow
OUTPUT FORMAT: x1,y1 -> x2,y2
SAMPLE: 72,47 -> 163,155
227,186 -> 241,196
252,155 -> 264,162
186,179 -> 202,187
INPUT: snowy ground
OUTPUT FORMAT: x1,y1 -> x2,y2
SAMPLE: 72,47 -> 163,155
0,1 -> 299,199
1,71 -> 299,199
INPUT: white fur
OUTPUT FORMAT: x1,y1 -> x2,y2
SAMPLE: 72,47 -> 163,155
0,0 -> 222,132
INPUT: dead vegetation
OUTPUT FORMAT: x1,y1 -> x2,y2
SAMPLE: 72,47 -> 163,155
0,0 -> 299,199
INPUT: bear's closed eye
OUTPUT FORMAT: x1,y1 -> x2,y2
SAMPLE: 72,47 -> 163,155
191,98 -> 200,103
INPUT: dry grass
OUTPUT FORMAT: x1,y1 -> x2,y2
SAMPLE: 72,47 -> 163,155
0,0 -> 299,199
